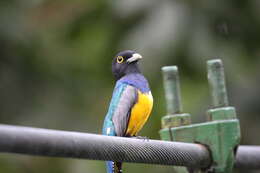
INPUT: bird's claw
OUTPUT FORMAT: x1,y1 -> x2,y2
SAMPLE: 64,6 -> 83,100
130,136 -> 149,141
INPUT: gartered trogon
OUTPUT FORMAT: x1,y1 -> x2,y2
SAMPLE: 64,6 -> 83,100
102,50 -> 153,173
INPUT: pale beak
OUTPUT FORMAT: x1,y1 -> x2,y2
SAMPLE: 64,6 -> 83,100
127,53 -> 142,63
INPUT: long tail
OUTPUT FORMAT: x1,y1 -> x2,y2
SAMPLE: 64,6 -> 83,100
106,161 -> 122,173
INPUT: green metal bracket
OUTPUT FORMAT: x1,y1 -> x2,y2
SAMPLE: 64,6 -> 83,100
160,60 -> 241,173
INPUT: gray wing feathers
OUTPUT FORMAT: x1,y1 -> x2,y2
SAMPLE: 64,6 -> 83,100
112,85 -> 137,136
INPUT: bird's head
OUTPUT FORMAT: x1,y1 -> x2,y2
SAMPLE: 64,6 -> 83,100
112,50 -> 142,80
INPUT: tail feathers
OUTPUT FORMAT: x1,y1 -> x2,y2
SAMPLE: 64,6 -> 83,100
106,161 -> 122,173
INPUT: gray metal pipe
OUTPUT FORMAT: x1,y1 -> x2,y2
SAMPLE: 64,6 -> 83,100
235,146 -> 260,169
0,124 -> 210,168
0,124 -> 259,170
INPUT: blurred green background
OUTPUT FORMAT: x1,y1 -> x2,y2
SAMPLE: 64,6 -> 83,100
0,0 -> 260,173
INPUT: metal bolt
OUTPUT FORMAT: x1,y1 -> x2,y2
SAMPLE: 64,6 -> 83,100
162,66 -> 183,114
207,59 -> 229,107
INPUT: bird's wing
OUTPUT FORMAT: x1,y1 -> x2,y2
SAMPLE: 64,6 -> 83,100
111,83 -> 138,137
102,83 -> 137,137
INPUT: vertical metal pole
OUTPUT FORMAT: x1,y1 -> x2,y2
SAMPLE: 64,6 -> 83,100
162,66 -> 182,114
206,59 -> 240,173
207,59 -> 229,108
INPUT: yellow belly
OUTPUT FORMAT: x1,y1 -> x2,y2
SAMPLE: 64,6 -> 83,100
126,91 -> 153,136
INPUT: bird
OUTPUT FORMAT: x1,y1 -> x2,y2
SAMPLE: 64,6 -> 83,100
102,50 -> 153,173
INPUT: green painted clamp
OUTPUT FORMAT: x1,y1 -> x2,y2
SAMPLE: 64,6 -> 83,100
160,60 -> 241,173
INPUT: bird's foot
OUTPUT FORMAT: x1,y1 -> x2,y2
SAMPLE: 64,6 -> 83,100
130,136 -> 149,141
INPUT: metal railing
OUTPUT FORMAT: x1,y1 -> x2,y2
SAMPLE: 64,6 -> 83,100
0,124 -> 259,170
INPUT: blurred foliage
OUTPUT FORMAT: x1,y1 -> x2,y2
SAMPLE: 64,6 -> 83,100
0,0 -> 260,173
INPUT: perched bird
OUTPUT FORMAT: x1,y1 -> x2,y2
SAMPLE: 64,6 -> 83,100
102,50 -> 153,173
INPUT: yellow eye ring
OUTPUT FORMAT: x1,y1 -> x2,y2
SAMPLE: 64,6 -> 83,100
117,56 -> 124,63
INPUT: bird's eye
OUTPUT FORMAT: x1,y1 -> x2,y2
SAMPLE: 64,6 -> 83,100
117,56 -> 124,63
